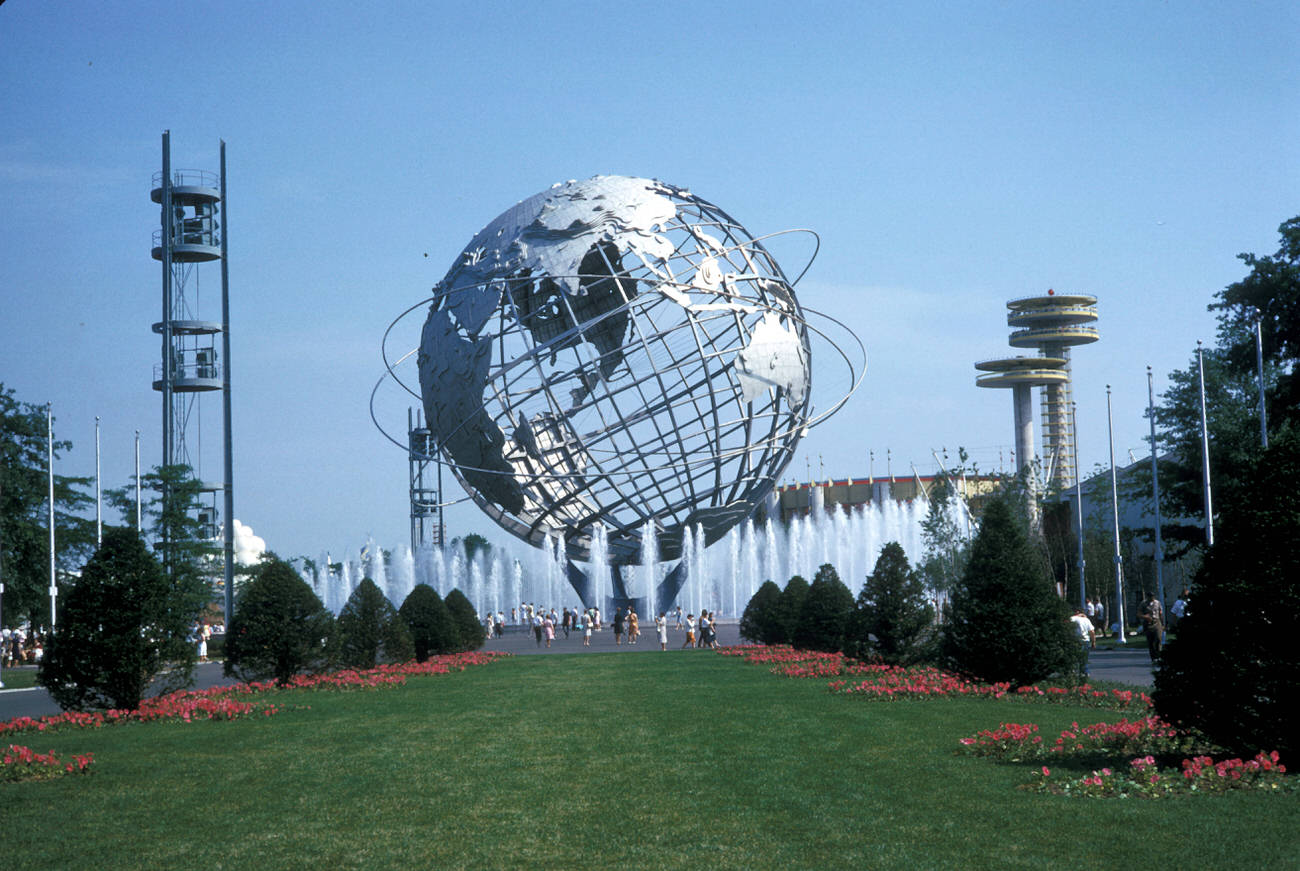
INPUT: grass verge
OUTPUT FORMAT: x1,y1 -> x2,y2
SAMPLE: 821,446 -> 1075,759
1,651 -> 1293,870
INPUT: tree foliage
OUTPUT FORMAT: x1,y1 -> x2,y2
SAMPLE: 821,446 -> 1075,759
105,463 -> 220,605
1211,216 -> 1300,426
739,580 -> 784,644
443,588 -> 485,651
792,563 -> 855,653
770,575 -> 809,646
38,527 -> 200,710
399,583 -> 459,661
0,384 -> 96,628
337,578 -> 414,668
1147,216 -> 1300,558
918,467 -> 971,600
223,557 -> 335,685
846,542 -> 935,664
942,496 -> 1079,686
1153,430 -> 1300,760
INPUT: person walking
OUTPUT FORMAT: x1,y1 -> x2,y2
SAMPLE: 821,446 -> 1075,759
682,614 -> 696,649
582,612 -> 592,646
543,614 -> 555,649
614,606 -> 626,645
1069,607 -> 1095,676
1139,591 -> 1164,661
628,609 -> 640,645
656,613 -> 668,650
533,612 -> 544,647
674,605 -> 683,631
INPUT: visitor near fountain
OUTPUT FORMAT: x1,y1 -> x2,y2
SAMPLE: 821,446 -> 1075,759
656,614 -> 668,650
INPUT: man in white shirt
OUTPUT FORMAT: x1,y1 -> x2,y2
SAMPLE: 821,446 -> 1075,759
1069,608 -> 1095,677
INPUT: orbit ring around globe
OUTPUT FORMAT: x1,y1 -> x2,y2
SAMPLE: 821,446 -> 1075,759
371,176 -> 864,567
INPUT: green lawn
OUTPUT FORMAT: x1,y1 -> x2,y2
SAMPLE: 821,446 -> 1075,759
0,667 -> 38,690
1,652 -> 1293,870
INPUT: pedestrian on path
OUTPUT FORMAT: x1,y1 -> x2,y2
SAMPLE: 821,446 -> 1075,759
1069,607 -> 1095,676
656,613 -> 668,650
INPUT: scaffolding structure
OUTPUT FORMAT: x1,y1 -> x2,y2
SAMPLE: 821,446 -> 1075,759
408,408 -> 444,550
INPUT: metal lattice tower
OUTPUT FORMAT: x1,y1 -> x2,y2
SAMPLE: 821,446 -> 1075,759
150,131 -> 234,615
408,407 -> 444,550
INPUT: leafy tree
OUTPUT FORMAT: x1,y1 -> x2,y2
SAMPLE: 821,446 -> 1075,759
1154,430 -> 1300,760
105,463 -> 220,607
846,542 -> 935,664
0,384 -> 96,628
792,563 -> 855,653
337,578 -> 414,668
739,580 -> 784,644
223,557 -> 335,685
770,575 -> 809,645
1147,346 -> 1268,558
917,467 -> 971,604
1211,215 -> 1300,427
444,588 -> 485,651
450,533 -> 492,565
38,527 -> 199,710
1145,216 -> 1300,559
942,496 -> 1079,686
399,584 -> 459,661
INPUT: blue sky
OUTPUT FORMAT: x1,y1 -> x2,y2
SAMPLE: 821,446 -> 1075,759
3,1 -> 1297,562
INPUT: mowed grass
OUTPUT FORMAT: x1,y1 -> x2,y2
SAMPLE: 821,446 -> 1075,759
2,652 -> 1295,870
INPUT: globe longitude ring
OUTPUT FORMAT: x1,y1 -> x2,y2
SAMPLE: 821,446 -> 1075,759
373,176 -> 863,572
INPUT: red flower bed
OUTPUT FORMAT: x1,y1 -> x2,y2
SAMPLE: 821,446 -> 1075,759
1031,751 -> 1291,798
2,744 -> 94,783
720,645 -> 1151,712
0,650 -> 511,740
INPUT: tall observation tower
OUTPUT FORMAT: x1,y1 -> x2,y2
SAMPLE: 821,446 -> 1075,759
151,131 -> 234,617
976,290 -> 1098,490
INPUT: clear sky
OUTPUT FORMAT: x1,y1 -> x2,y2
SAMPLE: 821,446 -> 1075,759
3,1 -> 1297,564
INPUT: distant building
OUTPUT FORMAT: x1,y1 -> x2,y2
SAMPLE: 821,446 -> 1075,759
773,472 -> 1002,525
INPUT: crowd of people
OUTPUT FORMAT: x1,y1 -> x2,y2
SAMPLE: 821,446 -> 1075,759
483,603 -> 722,651
1,627 -> 45,668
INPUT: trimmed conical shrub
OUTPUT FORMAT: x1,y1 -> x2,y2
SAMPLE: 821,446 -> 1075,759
942,496 -> 1077,686
771,575 -> 809,645
39,527 -> 200,710
846,541 -> 935,664
793,563 -> 855,652
222,557 -> 335,686
444,588 -> 486,651
399,583 -> 460,661
337,578 -> 415,668
740,580 -> 784,644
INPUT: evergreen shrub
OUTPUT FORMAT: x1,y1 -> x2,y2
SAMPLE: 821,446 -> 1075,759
399,584 -> 460,661
337,578 -> 415,668
739,580 -> 784,644
941,496 -> 1078,686
792,564 -> 855,653
223,557 -> 335,686
39,527 -> 200,710
1154,430 -> 1300,760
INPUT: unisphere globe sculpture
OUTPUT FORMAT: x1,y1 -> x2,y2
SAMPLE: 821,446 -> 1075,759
413,176 -> 852,609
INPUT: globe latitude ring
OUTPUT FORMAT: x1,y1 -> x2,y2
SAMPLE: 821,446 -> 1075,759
380,176 -> 863,601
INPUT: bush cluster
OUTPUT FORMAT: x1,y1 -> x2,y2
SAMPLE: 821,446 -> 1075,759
225,567 -> 484,685
740,495 -> 1079,685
